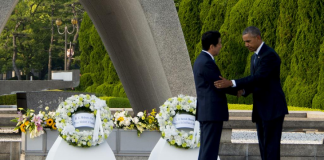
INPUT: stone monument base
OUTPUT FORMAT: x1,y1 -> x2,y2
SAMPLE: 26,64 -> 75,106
46,136 -> 116,160
149,138 -> 214,160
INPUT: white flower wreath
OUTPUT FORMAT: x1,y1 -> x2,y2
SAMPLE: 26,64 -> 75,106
55,94 -> 114,147
156,95 -> 200,149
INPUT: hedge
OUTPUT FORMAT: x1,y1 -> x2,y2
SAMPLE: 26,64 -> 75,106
0,94 -> 17,105
283,0 -> 324,108
178,0 -> 203,65
99,97 -> 131,108
312,41 -> 324,109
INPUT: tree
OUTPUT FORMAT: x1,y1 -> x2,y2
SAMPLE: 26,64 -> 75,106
283,0 -> 324,108
178,0 -> 203,65
275,0 -> 298,84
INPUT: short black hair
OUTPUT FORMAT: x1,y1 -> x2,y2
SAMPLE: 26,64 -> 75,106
202,31 -> 221,51
242,26 -> 261,38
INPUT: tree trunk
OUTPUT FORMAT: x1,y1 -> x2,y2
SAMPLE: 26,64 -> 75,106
48,0 -> 55,80
12,34 -> 21,80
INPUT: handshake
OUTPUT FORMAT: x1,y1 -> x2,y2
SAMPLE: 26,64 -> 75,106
214,76 -> 244,97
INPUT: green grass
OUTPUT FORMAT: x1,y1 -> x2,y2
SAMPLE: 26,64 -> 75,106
228,104 -> 324,112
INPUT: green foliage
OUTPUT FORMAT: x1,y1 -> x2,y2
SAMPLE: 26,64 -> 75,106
194,0 -> 237,61
95,83 -> 114,97
201,0 -> 228,34
174,0 -> 183,12
0,0 -> 83,79
312,42 -> 324,109
178,0 -> 203,65
217,0 -> 255,104
107,62 -> 119,84
118,87 -> 127,98
79,12 -> 93,74
99,97 -> 131,108
112,83 -> 127,98
0,94 -> 17,105
283,0 -> 324,108
248,0 -> 280,48
77,73 -> 93,91
199,0 -> 212,23
85,83 -> 99,93
78,12 -> 122,95
218,0 -> 254,79
275,0 -> 298,84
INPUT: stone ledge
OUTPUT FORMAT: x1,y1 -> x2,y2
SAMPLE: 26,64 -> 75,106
219,143 -> 324,157
229,110 -> 309,118
224,117 -> 324,130
0,108 -> 17,114
0,115 -> 18,127
307,111 -> 324,118
109,109 -> 323,119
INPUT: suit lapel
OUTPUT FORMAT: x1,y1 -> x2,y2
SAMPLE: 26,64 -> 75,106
201,51 -> 217,66
201,51 -> 221,75
253,44 -> 268,73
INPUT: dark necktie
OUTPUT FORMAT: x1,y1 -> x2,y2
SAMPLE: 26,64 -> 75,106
253,53 -> 257,69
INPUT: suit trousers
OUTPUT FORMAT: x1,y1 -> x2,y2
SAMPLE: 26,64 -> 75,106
256,115 -> 285,160
198,121 -> 223,160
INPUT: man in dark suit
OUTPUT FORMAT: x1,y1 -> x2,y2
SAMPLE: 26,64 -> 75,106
193,31 -> 239,160
214,26 -> 289,160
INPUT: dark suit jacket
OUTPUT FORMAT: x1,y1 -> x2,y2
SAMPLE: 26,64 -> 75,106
193,51 -> 237,121
235,44 -> 288,122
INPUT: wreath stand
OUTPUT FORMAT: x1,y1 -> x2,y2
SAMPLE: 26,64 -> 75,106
148,138 -> 199,160
46,136 -> 116,160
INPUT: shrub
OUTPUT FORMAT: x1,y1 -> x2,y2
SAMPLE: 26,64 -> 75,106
99,97 -> 131,108
0,94 -> 17,105
178,0 -> 203,65
283,0 -> 324,108
78,73 -> 93,90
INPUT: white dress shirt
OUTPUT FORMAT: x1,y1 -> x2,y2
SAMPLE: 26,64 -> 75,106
202,50 -> 214,60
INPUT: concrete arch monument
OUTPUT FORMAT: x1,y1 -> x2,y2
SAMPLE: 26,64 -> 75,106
0,0 -> 196,114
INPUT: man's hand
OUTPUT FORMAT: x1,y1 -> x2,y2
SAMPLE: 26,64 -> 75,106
214,76 -> 233,88
237,90 -> 244,97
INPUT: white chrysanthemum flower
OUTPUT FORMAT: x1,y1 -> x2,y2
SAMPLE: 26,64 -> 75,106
137,112 -> 144,117
132,117 -> 139,124
62,124 -> 75,135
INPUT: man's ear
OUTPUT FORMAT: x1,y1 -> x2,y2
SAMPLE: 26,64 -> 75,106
257,35 -> 262,41
209,44 -> 214,50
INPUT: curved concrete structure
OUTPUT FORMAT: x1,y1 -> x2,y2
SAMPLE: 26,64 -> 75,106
0,0 -> 196,114
0,0 -> 18,35
78,0 -> 195,113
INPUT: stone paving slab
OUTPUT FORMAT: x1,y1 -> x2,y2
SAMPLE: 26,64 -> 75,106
0,114 -> 18,127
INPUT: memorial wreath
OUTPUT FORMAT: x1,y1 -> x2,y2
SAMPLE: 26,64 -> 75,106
55,94 -> 114,147
156,95 -> 200,149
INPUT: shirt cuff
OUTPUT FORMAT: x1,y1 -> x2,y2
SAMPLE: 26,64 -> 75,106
231,80 -> 236,87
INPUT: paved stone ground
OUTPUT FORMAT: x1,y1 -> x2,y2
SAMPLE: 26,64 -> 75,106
232,129 -> 324,144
